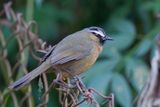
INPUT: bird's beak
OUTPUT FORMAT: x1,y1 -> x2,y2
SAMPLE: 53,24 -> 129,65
104,36 -> 113,41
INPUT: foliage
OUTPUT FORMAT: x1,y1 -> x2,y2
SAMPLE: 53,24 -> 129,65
1,0 -> 160,107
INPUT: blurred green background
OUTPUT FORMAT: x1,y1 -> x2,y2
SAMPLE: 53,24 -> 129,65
1,0 -> 160,107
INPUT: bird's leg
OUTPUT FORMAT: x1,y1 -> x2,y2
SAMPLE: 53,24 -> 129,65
52,73 -> 69,88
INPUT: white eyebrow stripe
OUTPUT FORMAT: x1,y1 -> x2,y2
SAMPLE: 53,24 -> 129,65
91,31 -> 105,37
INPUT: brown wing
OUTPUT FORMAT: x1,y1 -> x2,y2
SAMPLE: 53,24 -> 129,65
50,45 -> 92,65
49,30 -> 93,65
41,45 -> 56,62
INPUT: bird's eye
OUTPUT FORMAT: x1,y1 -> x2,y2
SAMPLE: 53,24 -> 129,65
90,31 -> 103,39
87,27 -> 106,38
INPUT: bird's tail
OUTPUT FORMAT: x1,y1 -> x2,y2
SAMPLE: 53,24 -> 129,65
9,61 -> 50,90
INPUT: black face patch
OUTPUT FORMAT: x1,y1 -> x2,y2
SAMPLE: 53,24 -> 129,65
90,31 -> 106,45
85,26 -> 112,45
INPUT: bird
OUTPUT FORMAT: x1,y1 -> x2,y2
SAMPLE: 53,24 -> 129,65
9,26 -> 112,90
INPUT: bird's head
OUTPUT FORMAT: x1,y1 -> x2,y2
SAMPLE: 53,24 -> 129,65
85,26 -> 113,45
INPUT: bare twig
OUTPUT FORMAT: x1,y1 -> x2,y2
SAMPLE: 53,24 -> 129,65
137,34 -> 160,107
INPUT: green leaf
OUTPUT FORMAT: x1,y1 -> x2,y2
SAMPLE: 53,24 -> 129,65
110,20 -> 135,34
111,73 -> 132,107
80,59 -> 120,105
142,0 -> 160,13
105,19 -> 136,51
35,0 -> 43,8
88,71 -> 113,100
150,46 -> 156,60
83,59 -> 119,83
134,39 -> 152,57
101,44 -> 121,58
125,58 -> 149,91
34,3 -> 73,41
109,5 -> 130,19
